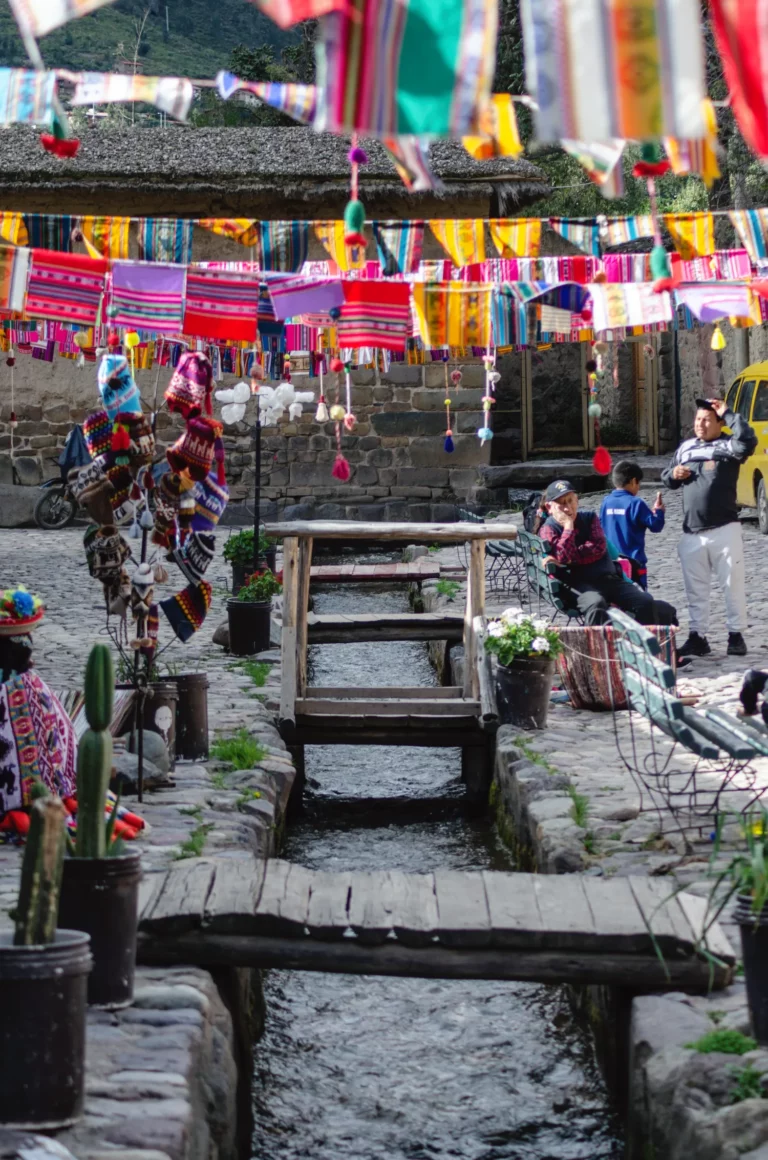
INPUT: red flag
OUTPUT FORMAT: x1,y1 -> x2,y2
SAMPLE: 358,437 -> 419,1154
709,0 -> 768,160
248,0 -> 347,28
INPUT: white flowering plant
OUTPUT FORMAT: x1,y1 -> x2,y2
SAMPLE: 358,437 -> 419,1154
483,607 -> 562,666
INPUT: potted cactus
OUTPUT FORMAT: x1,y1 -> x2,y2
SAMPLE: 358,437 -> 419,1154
0,796 -> 91,1128
58,645 -> 143,1009
227,569 -> 282,657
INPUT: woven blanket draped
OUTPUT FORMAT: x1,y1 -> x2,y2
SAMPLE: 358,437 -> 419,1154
0,68 -> 56,127
198,219 -> 260,248
258,221 -> 309,273
216,72 -> 318,125
589,282 -> 673,333
557,626 -> 676,712
491,286 -> 528,348
0,213 -> 28,247
72,74 -> 193,121
257,284 -> 284,339
521,0 -> 706,142
549,218 -> 601,257
81,216 -> 130,260
463,94 -> 523,160
663,213 -> 715,259
24,214 -> 73,252
709,0 -> 768,162
562,139 -> 625,199
489,219 -> 541,260
336,281 -> 411,350
730,210 -> 768,264
183,269 -> 259,342
664,99 -> 721,188
246,0 -> 347,28
373,221 -> 424,276
382,137 -> 443,193
602,216 -> 655,248
0,672 -> 77,815
138,218 -> 193,265
27,250 -> 107,326
674,285 -> 755,323
0,246 -> 30,314
315,222 -> 366,272
412,283 -> 492,348
9,0 -> 117,37
111,262 -> 185,333
316,0 -> 498,137
430,220 -> 485,267
265,273 -> 344,321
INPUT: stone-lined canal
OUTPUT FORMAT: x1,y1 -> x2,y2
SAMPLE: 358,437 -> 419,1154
252,578 -> 624,1159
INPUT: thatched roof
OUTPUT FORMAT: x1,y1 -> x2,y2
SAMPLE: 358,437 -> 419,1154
0,126 -> 551,218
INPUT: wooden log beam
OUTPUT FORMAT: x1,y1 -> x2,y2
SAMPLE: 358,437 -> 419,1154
295,698 -> 481,717
307,612 -> 465,644
265,522 -> 519,543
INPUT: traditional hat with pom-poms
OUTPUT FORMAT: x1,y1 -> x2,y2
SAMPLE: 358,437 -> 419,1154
98,354 -> 141,420
0,588 -> 44,636
160,581 -> 212,643
165,351 -> 213,419
166,416 -> 223,482
173,531 -> 216,585
83,409 -> 113,460
191,465 -> 229,532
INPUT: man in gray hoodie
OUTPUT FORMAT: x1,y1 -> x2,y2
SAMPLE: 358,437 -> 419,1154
661,397 -> 757,658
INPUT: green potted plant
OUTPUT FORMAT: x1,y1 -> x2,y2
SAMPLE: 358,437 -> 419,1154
58,644 -> 143,1010
227,569 -> 282,657
0,796 -> 91,1128
223,528 -> 277,593
484,607 -> 562,729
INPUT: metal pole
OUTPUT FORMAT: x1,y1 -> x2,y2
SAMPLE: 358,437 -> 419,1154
253,412 -> 262,573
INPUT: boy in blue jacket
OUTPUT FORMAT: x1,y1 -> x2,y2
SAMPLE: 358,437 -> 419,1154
599,460 -> 665,589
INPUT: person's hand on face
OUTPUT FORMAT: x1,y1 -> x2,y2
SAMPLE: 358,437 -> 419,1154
551,491 -> 577,530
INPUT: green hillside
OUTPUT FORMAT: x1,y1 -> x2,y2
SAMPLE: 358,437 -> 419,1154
0,0 -> 294,78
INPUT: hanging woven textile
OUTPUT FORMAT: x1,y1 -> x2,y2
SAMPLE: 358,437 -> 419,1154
138,219 -> 193,265
198,219 -> 260,248
183,269 -> 260,342
71,74 -> 193,121
24,215 -> 73,252
412,283 -> 492,348
462,93 -> 522,160
382,138 -> 443,193
246,0 -> 347,28
549,219 -> 601,257
561,139 -> 625,199
0,213 -> 28,247
315,221 -> 366,272
316,0 -> 498,138
709,0 -> 768,162
0,246 -> 31,313
9,0 -> 117,37
664,99 -> 721,188
257,221 -> 309,272
372,221 -> 424,276
663,213 -> 715,259
336,281 -> 411,351
589,282 -> 673,334
265,273 -> 344,321
491,285 -> 528,348
110,262 -> 185,334
0,68 -> 56,127
26,250 -> 108,327
601,216 -> 655,248
489,219 -> 541,260
430,220 -> 485,267
729,209 -> 768,265
216,72 -> 318,125
81,216 -> 130,260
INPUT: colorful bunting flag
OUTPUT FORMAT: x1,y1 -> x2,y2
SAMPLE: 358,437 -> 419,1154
430,220 -> 485,267
664,99 -> 721,189
0,214 -> 29,247
246,0 -> 347,29
315,222 -> 366,272
589,282 -> 673,333
183,269 -> 260,342
729,210 -> 768,265
491,285 -> 528,348
0,246 -> 31,314
265,273 -> 344,321
561,139 -> 625,199
111,262 -> 185,334
463,94 -> 523,160
72,74 -> 193,121
0,69 -> 55,127
521,0 -> 706,142
24,215 -> 73,252
549,219 -> 601,257
257,221 -> 309,273
216,72 -> 318,125
601,216 -> 655,248
316,0 -> 498,137
137,219 -> 193,265
709,0 -> 768,162
26,250 -> 108,327
663,213 -> 716,260
675,284 -> 755,323
412,283 -> 492,348
382,138 -> 443,193
372,221 -> 424,276
489,219 -> 541,260
198,219 -> 260,248
9,0 -> 117,38
81,216 -> 130,260
336,281 -> 411,351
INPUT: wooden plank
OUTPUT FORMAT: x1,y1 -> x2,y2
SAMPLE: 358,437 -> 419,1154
309,564 -> 441,584
387,871 -> 438,947
295,698 -> 480,717
305,870 -> 353,941
203,858 -> 266,935
140,859 -> 217,935
628,877 -> 697,954
296,537 -> 313,698
279,537 -> 300,728
293,723 -> 483,747
434,869 -> 491,947
580,876 -> 657,951
482,871 -> 547,949
304,686 -> 464,700
674,891 -> 736,965
532,876 -> 596,944
265,521 -> 519,543
307,612 -> 464,644
252,860 -> 313,937
138,871 -> 165,924
347,870 -> 397,946
463,540 -> 485,698
474,616 -> 498,727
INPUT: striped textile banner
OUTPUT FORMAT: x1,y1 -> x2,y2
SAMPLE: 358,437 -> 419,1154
382,137 -> 443,192
372,221 -> 424,275
589,282 -> 673,333
491,285 -> 527,347
709,0 -> 768,161
265,274 -> 344,321
216,72 -> 318,125
561,139 -> 625,198
0,68 -> 56,127
81,216 -> 130,260
336,281 -> 411,350
674,284 -> 754,322
729,210 -> 768,264
664,99 -> 721,188
602,253 -> 652,283
198,219 -> 260,248
549,218 -> 601,256
521,0 -> 706,142
24,215 -> 73,252
9,0 -> 117,37
489,219 -> 541,259
0,246 -> 31,313
601,216 -> 655,248
138,219 -> 193,265
316,0 -> 498,137
257,221 -> 309,272
183,269 -> 260,342
430,220 -> 486,267
0,213 -> 28,246
663,213 -> 715,259
463,94 -> 523,160
412,283 -> 492,348
315,222 -> 366,272
671,249 -> 752,283
72,74 -> 193,121
26,250 -> 108,326
111,262 -> 185,333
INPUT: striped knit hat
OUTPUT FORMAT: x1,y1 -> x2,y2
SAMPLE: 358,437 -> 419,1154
83,409 -> 113,460
166,416 -> 223,483
165,352 -> 213,419
191,468 -> 229,532
98,354 -> 142,421
160,581 -> 212,643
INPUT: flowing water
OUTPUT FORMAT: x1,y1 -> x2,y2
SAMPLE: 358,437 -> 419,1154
252,576 -> 624,1160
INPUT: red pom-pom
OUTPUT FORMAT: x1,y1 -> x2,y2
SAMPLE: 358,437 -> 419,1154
107,331 -> 120,349
593,446 -> 612,476
112,423 -> 130,452
580,308 -> 593,324
344,232 -> 367,247
653,277 -> 675,294
330,357 -> 345,373
331,452 -> 351,482
632,159 -> 671,178
40,134 -> 81,159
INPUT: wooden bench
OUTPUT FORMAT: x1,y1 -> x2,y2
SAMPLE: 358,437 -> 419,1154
608,608 -> 768,830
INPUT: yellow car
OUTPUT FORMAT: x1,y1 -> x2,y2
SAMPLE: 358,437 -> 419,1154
724,360 -> 768,534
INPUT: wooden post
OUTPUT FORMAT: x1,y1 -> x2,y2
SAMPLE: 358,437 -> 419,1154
279,537 -> 300,730
463,540 -> 485,699
295,538 -> 313,699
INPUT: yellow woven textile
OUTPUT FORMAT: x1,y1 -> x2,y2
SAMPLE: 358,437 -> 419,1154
198,219 -> 260,247
81,216 -> 130,259
412,283 -> 492,348
664,212 -> 716,259
429,220 -> 485,267
0,213 -> 28,246
489,219 -> 542,259
314,221 -> 366,272
664,99 -> 721,189
463,94 -> 522,160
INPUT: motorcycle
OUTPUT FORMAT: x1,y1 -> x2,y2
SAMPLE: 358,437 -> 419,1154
34,424 -> 91,530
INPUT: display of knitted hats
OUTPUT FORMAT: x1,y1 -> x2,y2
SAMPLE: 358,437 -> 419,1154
68,458 -> 106,504
191,466 -> 229,532
130,562 -> 155,614
177,493 -> 196,542
97,354 -> 142,421
83,524 -> 99,576
152,500 -> 177,551
160,580 -> 212,643
172,531 -> 215,585
91,525 -> 131,582
165,351 -> 213,419
106,463 -> 135,525
159,470 -> 191,510
0,587 -> 44,636
166,416 -> 223,482
140,602 -> 160,662
83,409 -> 113,460
77,471 -> 115,528
106,567 -> 132,617
124,412 -> 155,467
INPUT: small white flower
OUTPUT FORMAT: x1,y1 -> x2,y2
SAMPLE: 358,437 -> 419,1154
531,636 -> 551,654
501,606 -> 526,624
487,621 -> 505,638
533,618 -> 550,633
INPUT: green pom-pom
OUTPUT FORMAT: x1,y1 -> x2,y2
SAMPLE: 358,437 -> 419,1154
650,244 -> 671,281
640,141 -> 662,164
344,199 -> 366,234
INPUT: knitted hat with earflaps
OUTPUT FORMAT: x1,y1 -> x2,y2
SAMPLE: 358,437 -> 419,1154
165,351 -> 213,419
91,526 -> 131,582
83,409 -> 113,460
191,466 -> 229,532
172,532 -> 215,585
98,354 -> 142,421
166,416 -> 223,482
160,581 -> 212,643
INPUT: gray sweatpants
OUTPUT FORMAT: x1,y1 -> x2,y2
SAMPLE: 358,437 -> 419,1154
677,522 -> 748,635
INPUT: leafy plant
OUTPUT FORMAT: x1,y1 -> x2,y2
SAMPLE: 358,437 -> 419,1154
568,785 -> 589,827
435,579 -> 461,601
485,608 -> 562,666
686,1029 -> 757,1055
237,788 -> 263,811
237,660 -> 271,687
223,528 -> 273,567
236,570 -> 283,603
174,822 -> 213,860
211,729 -> 267,771
730,1064 -> 765,1103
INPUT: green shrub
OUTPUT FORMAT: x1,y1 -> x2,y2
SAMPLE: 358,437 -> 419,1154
687,1029 -> 757,1055
211,729 -> 267,771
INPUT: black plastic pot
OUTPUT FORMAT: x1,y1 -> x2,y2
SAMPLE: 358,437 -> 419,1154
495,656 -> 556,730
143,680 -> 178,769
227,598 -> 272,657
58,852 -> 142,1010
735,894 -> 768,1043
159,673 -> 209,761
0,930 -> 91,1128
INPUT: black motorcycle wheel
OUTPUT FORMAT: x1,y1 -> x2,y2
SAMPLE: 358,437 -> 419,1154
34,490 -> 77,530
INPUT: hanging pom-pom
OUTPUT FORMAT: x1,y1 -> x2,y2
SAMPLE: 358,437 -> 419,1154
107,331 -> 121,349
650,244 -> 671,282
444,431 -> 455,453
343,198 -> 366,247
580,308 -> 593,324
315,397 -> 329,423
330,357 -> 345,374
348,145 -> 369,165
711,324 -> 727,351
139,507 -> 154,530
329,307 -> 341,322
643,343 -> 656,360
594,271 -> 608,284
344,413 -> 357,432
451,370 -> 463,386
632,141 -> 670,179
153,563 -> 169,584
330,404 -> 346,422
332,452 -> 351,481
40,133 -> 80,159
111,421 -> 130,453
588,403 -> 602,419
9,411 -> 17,430
6,356 -> 15,368
585,359 -> 598,374
593,445 -> 612,475
477,426 -> 494,442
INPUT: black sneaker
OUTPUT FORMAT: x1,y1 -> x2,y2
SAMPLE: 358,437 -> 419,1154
677,632 -> 712,658
727,632 -> 748,657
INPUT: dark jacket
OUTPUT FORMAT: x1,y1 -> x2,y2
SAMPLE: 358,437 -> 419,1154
661,409 -> 757,533
540,510 -> 615,586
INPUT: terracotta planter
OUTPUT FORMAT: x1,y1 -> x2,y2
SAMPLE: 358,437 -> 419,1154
556,625 -> 678,711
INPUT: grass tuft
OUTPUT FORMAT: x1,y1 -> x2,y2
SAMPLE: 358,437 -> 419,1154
236,660 -> 271,687
687,1029 -> 757,1055
730,1064 -> 766,1103
435,579 -> 461,601
174,822 -> 214,860
211,729 -> 267,771
568,784 -> 589,828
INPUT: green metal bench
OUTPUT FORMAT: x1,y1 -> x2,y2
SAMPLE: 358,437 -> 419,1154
608,608 -> 768,831
455,508 -> 526,598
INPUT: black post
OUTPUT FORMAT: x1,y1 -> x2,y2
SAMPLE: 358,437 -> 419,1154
252,412 -> 262,574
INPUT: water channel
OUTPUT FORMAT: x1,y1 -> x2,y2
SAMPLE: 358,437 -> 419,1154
252,574 -> 624,1159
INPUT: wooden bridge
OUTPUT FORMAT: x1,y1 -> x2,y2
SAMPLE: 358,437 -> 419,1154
137,857 -> 734,991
